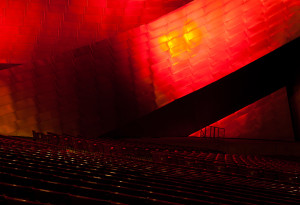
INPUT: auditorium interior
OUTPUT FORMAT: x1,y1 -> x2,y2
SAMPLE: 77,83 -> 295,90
0,0 -> 300,204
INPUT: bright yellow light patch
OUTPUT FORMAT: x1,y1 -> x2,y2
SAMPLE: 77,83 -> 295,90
159,35 -> 168,43
158,20 -> 202,60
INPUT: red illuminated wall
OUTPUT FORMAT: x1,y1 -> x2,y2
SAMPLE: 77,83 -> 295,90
0,0 -> 192,63
0,0 -> 299,137
190,88 -> 295,141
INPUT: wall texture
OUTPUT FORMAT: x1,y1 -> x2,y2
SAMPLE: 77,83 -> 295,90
0,0 -> 299,138
103,38 -> 299,139
0,0 -> 192,63
191,88 -> 295,141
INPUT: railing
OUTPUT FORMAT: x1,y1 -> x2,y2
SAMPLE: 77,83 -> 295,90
199,126 -> 225,138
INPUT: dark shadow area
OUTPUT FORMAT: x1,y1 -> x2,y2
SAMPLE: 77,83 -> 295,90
103,37 -> 300,138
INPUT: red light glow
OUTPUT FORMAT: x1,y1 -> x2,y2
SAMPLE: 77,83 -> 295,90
140,0 -> 300,106
0,0 -> 192,63
0,0 -> 299,137
190,88 -> 295,141
159,20 -> 203,63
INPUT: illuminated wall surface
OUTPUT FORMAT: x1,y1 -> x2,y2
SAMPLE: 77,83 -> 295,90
0,0 -> 192,63
0,0 -> 299,137
190,88 -> 295,141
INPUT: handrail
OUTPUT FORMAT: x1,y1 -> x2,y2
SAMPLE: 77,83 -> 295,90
200,126 -> 225,138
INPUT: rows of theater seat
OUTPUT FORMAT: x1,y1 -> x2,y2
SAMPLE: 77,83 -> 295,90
33,131 -> 300,184
1,135 -> 300,204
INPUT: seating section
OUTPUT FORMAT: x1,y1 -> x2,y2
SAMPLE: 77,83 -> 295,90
0,134 -> 300,204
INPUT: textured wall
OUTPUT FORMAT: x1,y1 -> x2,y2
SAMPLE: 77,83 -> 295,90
103,38 -> 299,138
0,0 -> 192,63
0,0 -> 299,137
191,88 -> 295,141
